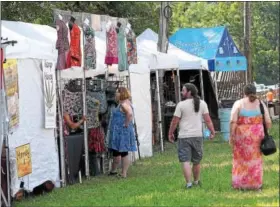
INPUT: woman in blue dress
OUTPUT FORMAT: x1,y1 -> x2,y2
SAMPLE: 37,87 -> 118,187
108,87 -> 137,178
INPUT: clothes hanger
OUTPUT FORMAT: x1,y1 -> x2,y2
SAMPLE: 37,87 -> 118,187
125,23 -> 131,34
106,20 -> 112,32
84,18 -> 89,26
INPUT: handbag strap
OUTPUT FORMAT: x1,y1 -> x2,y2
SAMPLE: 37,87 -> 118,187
259,100 -> 269,137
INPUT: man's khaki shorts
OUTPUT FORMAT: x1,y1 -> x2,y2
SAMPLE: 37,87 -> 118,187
177,137 -> 203,164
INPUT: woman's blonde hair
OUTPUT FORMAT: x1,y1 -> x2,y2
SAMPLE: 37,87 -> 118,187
117,87 -> 131,101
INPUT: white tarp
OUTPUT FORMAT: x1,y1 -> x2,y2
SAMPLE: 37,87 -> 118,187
1,21 -> 60,196
129,63 -> 152,158
137,28 -> 205,70
1,21 -> 57,61
8,59 -> 59,196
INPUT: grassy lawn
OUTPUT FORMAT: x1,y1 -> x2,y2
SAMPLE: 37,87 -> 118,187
16,121 -> 279,207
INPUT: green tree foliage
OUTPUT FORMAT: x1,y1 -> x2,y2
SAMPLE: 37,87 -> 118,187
1,2 -> 278,84
1,1 -> 159,35
251,2 -> 279,85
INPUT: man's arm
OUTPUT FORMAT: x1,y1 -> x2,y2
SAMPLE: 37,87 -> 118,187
203,113 -> 215,135
168,116 -> 180,137
201,101 -> 215,139
168,102 -> 181,143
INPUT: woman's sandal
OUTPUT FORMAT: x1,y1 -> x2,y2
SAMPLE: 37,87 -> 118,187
117,173 -> 127,179
108,171 -> 118,176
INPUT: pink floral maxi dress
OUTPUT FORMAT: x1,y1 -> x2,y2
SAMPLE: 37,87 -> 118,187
230,100 -> 269,190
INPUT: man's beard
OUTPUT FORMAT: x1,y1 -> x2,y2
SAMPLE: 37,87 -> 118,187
181,94 -> 188,100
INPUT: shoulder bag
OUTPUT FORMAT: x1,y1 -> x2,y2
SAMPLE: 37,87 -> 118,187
259,101 -> 277,156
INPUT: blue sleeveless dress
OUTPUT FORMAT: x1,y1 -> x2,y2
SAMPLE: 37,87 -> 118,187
108,104 -> 137,152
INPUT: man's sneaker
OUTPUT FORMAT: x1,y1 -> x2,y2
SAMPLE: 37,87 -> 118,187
185,184 -> 192,189
193,181 -> 202,187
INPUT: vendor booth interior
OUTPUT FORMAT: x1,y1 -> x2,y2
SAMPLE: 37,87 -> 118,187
137,29 -> 220,150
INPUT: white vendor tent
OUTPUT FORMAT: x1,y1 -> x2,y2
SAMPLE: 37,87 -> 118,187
2,20 -> 171,196
1,20 -> 59,196
128,62 -> 153,158
137,28 -> 205,70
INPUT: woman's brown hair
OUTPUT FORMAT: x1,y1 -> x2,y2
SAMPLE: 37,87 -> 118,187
117,87 -> 131,101
244,84 -> 257,102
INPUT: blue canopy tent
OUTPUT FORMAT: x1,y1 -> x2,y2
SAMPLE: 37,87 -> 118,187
169,26 -> 247,72
169,26 -> 248,133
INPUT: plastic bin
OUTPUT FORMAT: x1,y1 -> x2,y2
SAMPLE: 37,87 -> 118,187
218,108 -> 232,141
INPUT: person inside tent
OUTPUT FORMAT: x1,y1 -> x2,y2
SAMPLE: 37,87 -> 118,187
266,88 -> 275,118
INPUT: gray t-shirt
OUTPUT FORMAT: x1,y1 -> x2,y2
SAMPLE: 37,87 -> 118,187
174,99 -> 209,138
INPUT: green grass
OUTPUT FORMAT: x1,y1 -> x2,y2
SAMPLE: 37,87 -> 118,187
16,121 -> 279,207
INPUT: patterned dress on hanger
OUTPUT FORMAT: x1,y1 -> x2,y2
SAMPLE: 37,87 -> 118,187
56,19 -> 70,70
88,127 -> 106,153
83,24 -> 96,70
126,30 -> 137,65
69,24 -> 82,67
86,95 -> 100,129
62,89 -> 83,116
117,27 -> 128,71
105,25 -> 118,65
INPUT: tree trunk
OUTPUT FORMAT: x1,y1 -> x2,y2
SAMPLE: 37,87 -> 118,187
157,2 -> 170,147
244,2 -> 252,83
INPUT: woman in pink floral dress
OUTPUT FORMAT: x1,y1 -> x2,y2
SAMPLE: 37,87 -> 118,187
230,84 -> 272,191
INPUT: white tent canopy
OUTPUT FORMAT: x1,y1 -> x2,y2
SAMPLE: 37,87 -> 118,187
2,21 -> 58,61
137,28 -> 205,70
1,20 -> 60,196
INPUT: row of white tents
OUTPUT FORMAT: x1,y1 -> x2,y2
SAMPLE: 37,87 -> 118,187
1,20 -> 208,196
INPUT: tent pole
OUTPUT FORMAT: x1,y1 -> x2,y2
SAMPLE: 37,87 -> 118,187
245,71 -> 248,85
199,69 -> 206,136
176,68 -> 181,101
156,70 -> 164,152
57,70 -> 66,187
1,45 -> 11,207
83,70 -> 90,179
199,70 -> 205,100
215,72 -> 218,102
4,131 -> 11,206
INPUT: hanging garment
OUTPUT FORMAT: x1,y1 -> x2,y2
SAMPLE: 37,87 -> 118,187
56,19 -> 70,70
88,127 -> 106,153
83,25 -> 96,70
91,14 -> 101,31
87,91 -> 107,114
62,89 -> 83,116
126,30 -> 137,65
108,104 -> 137,152
1,48 -> 4,89
105,104 -> 116,147
69,24 -> 82,67
117,27 -> 128,71
105,25 -> 118,65
86,95 -> 100,129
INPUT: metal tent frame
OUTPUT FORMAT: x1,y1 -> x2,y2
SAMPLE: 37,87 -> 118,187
1,38 -> 18,207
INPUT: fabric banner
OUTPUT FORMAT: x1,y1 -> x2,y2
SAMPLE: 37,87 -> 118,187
3,59 -> 19,132
16,143 -> 32,178
42,60 -> 56,129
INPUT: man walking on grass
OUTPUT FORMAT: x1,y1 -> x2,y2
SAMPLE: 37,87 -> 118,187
168,83 -> 215,189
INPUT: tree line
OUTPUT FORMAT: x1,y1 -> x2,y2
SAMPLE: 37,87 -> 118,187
1,1 -> 279,85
